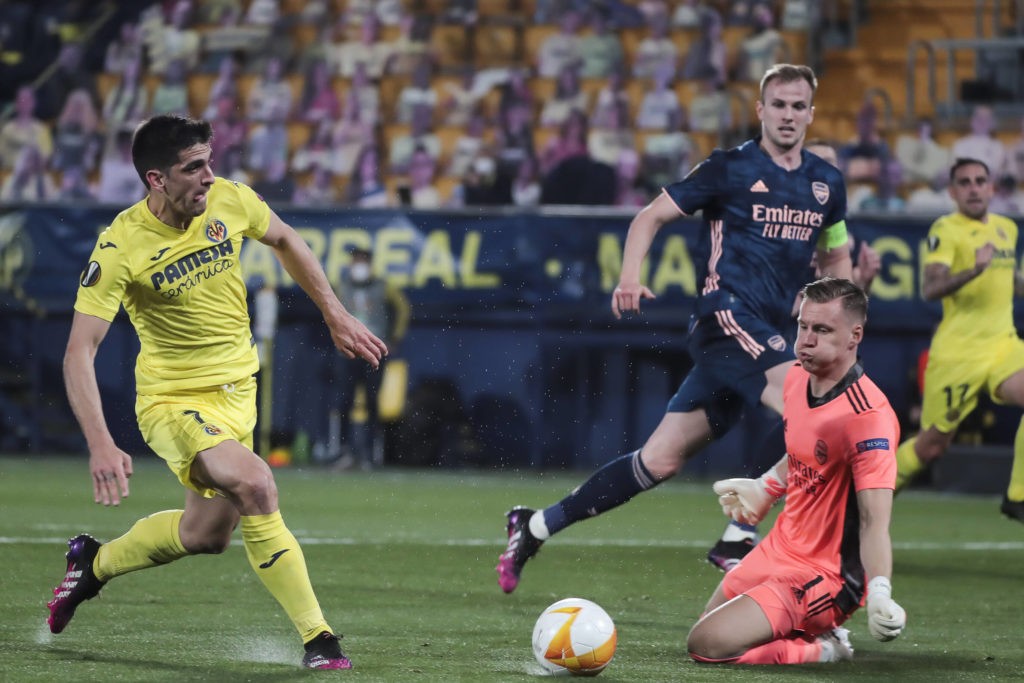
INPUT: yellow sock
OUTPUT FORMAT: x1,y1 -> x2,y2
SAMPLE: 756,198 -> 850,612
241,511 -> 331,643
1008,417 -> 1024,502
94,510 -> 188,582
894,437 -> 924,492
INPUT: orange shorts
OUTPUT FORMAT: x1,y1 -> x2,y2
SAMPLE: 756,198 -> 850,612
721,548 -> 850,639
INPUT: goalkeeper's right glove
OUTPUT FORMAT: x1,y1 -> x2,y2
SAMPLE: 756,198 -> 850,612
866,576 -> 906,642
711,466 -> 787,526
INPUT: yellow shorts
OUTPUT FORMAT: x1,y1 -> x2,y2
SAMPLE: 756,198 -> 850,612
136,376 -> 257,498
921,333 -> 1024,433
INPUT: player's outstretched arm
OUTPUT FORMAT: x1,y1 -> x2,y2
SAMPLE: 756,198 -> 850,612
64,312 -> 133,506
712,457 -> 788,525
856,487 -> 906,641
611,192 -> 681,318
259,211 -> 388,368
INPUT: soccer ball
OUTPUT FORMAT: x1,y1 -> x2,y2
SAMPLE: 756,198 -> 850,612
532,598 -> 617,676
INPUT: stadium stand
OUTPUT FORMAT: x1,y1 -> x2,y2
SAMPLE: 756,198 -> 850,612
2,0 -> 1024,207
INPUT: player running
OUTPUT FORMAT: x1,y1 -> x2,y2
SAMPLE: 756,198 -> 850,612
48,115 -> 387,669
895,157 -> 1024,521
497,63 -> 853,592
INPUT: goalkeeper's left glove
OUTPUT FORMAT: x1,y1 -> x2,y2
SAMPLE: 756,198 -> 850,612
711,465 -> 787,526
866,576 -> 906,642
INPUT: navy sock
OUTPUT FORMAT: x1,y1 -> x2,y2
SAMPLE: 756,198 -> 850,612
542,450 -> 660,536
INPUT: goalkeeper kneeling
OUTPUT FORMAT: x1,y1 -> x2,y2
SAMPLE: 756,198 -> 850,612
687,277 -> 906,664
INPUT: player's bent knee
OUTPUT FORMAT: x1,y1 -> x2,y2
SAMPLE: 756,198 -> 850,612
686,629 -> 738,662
638,447 -> 686,479
643,457 -> 682,480
230,472 -> 278,511
184,534 -> 232,555
179,523 -> 233,554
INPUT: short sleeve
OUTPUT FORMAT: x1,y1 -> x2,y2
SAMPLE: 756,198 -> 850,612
73,228 -> 131,322
826,172 -> 848,227
229,179 -> 272,240
847,412 -> 899,491
662,149 -> 726,216
923,216 -> 957,268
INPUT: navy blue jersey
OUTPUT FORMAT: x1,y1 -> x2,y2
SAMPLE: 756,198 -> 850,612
664,138 -> 847,331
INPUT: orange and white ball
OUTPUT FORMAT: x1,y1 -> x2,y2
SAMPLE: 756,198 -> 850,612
532,598 -> 617,676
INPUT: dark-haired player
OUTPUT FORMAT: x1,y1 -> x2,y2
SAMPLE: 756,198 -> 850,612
895,157 -> 1024,521
48,115 -> 387,669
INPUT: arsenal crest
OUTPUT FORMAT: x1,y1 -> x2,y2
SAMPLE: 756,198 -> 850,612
812,181 -> 830,205
814,439 -> 828,464
767,335 -> 787,351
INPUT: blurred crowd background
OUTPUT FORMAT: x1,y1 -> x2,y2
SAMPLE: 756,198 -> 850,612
3,0 -> 1023,214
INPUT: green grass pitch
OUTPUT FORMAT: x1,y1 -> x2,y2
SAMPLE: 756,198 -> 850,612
1,456 -> 1022,682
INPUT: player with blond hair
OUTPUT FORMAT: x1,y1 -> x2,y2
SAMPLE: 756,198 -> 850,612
688,277 -> 905,665
497,64 -> 853,591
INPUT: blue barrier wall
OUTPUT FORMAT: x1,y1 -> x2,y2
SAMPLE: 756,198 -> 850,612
2,205 -> 1022,474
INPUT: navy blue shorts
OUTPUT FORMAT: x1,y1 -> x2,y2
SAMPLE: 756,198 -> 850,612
667,299 -> 794,438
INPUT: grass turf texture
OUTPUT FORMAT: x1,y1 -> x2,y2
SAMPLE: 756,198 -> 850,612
1,456 -> 1022,682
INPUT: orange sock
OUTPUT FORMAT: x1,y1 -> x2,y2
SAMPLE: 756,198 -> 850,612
735,637 -> 821,664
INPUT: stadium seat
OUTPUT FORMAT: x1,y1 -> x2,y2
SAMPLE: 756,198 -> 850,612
618,27 -> 645,69
432,24 -> 471,67
523,24 -> 557,66
779,30 -> 806,63
290,23 -> 318,53
378,76 -> 409,122
623,79 -> 648,120
435,175 -> 461,203
95,72 -> 119,106
187,73 -> 215,114
527,77 -> 556,112
532,126 -> 557,152
331,76 -> 349,106
287,122 -> 312,154
474,24 -> 519,67
674,80 -> 700,110
476,0 -> 517,17
672,28 -> 698,57
688,131 -> 719,160
434,125 -> 464,164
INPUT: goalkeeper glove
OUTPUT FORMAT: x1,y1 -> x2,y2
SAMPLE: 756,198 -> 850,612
711,466 -> 787,526
866,576 -> 906,642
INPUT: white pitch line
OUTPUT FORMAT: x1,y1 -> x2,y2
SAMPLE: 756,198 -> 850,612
2,535 -> 1023,551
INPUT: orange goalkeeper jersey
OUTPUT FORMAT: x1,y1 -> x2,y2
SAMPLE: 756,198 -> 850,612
758,361 -> 899,609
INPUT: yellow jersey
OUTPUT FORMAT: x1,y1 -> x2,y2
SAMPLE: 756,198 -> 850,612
74,178 -> 271,394
923,210 -> 1018,353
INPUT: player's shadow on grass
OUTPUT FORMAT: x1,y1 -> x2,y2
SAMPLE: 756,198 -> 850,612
44,647 -> 303,682
763,648 -> 1007,680
896,557 -> 1023,583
